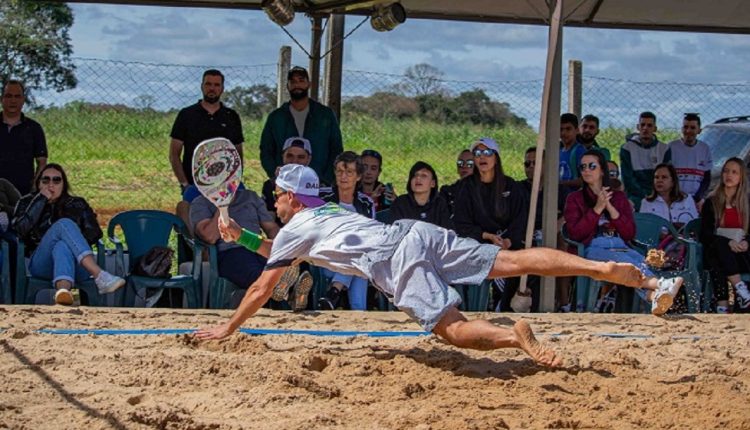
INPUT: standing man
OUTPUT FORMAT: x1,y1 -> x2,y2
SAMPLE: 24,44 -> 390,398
620,111 -> 670,209
170,69 -> 244,226
559,113 -> 585,191
665,113 -> 712,202
578,114 -> 611,161
0,80 -> 47,195
260,66 -> 343,185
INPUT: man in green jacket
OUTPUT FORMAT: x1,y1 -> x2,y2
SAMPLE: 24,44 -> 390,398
260,66 -> 343,185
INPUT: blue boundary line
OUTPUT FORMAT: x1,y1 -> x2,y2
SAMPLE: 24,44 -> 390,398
28,328 -> 714,340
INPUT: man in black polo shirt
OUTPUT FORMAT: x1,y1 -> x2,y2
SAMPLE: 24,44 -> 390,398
0,80 -> 48,195
169,69 -> 244,200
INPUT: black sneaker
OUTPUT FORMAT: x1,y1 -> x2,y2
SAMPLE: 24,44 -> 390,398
318,286 -> 342,310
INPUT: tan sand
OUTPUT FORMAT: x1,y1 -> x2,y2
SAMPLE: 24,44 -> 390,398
1,306 -> 749,429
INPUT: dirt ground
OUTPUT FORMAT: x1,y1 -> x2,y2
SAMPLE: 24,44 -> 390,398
1,306 -> 748,429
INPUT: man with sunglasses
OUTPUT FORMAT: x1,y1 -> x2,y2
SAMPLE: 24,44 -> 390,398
439,149 -> 473,214
197,164 -> 664,369
260,66 -> 343,185
0,80 -> 48,195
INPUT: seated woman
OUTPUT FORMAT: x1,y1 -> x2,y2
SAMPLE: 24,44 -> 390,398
563,150 -> 681,315
318,151 -> 375,311
700,157 -> 750,313
639,163 -> 698,229
11,164 -> 125,305
390,161 -> 453,230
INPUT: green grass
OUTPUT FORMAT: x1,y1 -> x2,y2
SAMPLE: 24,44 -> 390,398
33,106 -> 680,220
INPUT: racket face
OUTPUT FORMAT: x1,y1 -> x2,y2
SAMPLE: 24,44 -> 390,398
192,138 -> 242,207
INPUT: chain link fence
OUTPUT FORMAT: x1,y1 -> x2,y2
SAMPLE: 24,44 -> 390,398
28,57 -> 750,220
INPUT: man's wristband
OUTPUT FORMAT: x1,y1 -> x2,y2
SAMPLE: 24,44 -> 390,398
237,228 -> 262,252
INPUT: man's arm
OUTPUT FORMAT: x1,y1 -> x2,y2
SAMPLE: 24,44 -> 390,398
195,267 -> 285,340
169,138 -> 189,186
260,220 -> 280,239
34,157 -> 47,178
259,117 -> 278,180
194,210 -> 221,244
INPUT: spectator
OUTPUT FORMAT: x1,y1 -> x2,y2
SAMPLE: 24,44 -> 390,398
639,163 -> 698,228
607,160 -> 624,192
11,163 -> 125,305
665,113 -> 712,202
559,113 -> 586,191
0,178 -> 20,232
563,150 -> 680,315
620,111 -> 670,209
0,80 -> 47,195
522,147 -> 569,311
453,137 -> 529,311
359,149 -> 397,212
578,114 -> 611,161
699,157 -> 750,313
262,137 -> 313,225
170,69 -> 244,228
390,161 -> 453,230
260,66 -> 343,185
318,151 -> 375,310
439,149 -> 472,215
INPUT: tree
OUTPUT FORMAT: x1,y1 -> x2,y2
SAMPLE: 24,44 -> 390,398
0,0 -> 76,93
398,63 -> 445,97
222,84 -> 277,119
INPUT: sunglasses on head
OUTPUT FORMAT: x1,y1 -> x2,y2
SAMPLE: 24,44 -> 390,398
40,176 -> 62,185
578,162 -> 599,172
456,159 -> 475,168
473,148 -> 495,157
524,160 -> 536,168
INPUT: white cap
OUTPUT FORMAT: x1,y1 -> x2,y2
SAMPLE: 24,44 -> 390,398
275,164 -> 325,208
470,137 -> 499,154
282,136 -> 312,155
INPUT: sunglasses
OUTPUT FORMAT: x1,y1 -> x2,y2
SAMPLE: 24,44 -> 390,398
473,149 -> 495,157
273,189 -> 288,202
609,169 -> 620,178
40,176 -> 63,185
524,160 -> 536,168
456,160 -> 475,168
578,162 -> 599,172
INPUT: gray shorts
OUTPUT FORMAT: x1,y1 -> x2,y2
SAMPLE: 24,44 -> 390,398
370,221 -> 500,331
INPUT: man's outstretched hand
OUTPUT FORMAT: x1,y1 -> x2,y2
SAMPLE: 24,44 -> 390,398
195,322 -> 236,340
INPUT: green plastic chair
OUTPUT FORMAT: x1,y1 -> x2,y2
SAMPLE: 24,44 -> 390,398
632,212 -> 702,313
13,235 -> 106,305
679,217 -> 713,312
560,223 -> 597,312
107,210 -> 201,308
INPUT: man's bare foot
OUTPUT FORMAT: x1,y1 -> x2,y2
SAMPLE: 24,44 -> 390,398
598,262 -> 645,288
513,319 -> 562,368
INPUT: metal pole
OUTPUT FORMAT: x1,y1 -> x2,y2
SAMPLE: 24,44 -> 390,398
309,16 -> 323,100
323,13 -> 344,119
277,46 -> 291,108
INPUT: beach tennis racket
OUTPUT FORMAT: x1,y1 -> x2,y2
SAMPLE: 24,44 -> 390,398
192,137 -> 242,224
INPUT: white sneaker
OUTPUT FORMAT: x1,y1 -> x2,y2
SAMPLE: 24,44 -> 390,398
651,277 -> 683,316
55,288 -> 74,306
735,284 -> 750,309
95,271 -> 126,294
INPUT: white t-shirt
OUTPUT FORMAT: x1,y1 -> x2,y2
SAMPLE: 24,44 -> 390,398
639,195 -> 698,225
266,203 -> 415,293
667,138 -> 712,197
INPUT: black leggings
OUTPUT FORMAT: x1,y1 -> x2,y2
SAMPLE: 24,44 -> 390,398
706,236 -> 750,301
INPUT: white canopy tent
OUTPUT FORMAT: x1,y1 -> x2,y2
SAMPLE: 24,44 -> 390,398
62,0 -> 750,310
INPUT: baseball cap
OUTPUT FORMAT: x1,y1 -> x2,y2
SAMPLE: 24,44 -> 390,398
287,66 -> 309,80
470,137 -> 499,154
275,164 -> 325,208
282,136 -> 312,155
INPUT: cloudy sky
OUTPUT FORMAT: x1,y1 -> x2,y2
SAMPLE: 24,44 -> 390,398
55,3 -> 750,126
69,3 -> 750,83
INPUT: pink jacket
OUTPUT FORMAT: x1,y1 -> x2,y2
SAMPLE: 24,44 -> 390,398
563,187 -> 635,246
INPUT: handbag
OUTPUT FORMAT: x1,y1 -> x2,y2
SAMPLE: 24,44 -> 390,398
132,246 -> 173,278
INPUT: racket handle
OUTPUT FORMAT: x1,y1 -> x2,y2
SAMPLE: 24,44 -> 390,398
219,207 -> 230,225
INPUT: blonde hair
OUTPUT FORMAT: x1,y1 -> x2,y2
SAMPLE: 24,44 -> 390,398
710,157 -> 749,232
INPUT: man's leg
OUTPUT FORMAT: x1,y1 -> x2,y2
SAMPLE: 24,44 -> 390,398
432,306 -> 561,367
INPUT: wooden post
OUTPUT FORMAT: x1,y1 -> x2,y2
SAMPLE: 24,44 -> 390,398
309,16 -> 323,101
277,46 -> 291,108
568,60 -> 582,118
323,13 -> 344,119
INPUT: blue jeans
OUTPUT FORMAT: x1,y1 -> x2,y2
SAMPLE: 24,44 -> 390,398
29,219 -> 94,286
584,236 -> 651,303
321,268 -> 368,310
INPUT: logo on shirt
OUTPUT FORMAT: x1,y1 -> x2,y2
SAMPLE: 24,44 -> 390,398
313,203 -> 344,217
